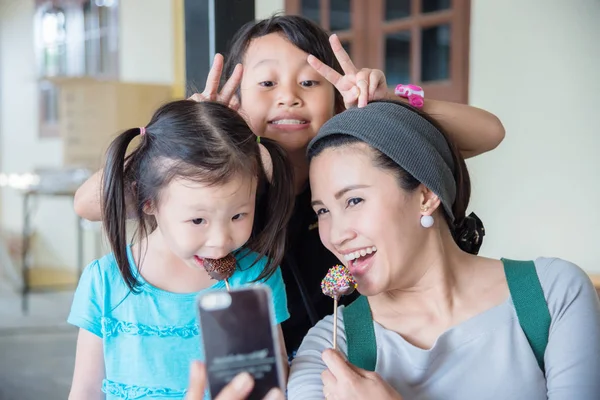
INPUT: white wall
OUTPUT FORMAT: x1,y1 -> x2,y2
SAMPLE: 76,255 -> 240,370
255,0 -> 284,20
119,0 -> 174,84
468,0 -> 600,273
0,0 -> 74,270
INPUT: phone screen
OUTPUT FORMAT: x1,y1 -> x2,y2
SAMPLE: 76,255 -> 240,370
197,286 -> 283,399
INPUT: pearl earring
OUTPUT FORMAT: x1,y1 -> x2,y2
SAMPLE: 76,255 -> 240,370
420,215 -> 434,228
420,205 -> 433,228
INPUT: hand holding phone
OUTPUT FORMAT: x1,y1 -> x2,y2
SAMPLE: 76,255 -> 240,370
197,286 -> 285,400
185,361 -> 285,400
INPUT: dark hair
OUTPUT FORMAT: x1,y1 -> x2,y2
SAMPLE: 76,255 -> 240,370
223,14 -> 345,113
102,100 -> 295,290
307,101 -> 481,254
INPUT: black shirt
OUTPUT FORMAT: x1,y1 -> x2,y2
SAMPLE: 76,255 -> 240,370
280,185 -> 358,354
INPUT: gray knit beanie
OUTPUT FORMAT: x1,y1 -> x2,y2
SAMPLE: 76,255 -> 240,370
308,101 -> 457,221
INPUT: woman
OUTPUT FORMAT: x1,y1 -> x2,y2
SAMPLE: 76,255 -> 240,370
287,100 -> 600,399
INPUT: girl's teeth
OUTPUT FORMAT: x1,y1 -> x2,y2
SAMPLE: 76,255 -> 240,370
360,249 -> 366,257
272,119 -> 306,125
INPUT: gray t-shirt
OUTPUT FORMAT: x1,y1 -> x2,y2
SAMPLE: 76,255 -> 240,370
288,258 -> 600,399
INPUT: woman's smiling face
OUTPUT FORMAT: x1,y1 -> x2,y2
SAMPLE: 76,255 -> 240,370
309,142 -> 432,295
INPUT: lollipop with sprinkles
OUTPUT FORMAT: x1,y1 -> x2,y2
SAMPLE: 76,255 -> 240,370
321,264 -> 357,349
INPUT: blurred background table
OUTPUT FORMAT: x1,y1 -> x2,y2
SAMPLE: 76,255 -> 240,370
15,168 -> 92,313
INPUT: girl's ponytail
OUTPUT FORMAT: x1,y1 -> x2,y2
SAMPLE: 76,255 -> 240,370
251,136 -> 295,281
102,127 -> 143,290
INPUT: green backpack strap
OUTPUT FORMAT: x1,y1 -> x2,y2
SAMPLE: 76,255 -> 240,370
502,258 -> 551,373
342,295 -> 377,371
343,260 -> 551,374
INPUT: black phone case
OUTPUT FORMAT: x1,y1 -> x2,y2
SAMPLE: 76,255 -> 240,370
197,286 -> 283,399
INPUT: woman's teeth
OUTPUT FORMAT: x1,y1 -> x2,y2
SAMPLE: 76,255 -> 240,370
344,246 -> 377,261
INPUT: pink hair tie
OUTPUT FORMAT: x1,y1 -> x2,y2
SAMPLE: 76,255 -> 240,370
139,127 -> 146,136
394,84 -> 425,109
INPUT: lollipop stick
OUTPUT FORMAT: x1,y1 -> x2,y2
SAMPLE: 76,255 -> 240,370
225,279 -> 230,291
333,297 -> 338,350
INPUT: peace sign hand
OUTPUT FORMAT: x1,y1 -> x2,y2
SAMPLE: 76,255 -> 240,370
307,34 -> 388,109
188,53 -> 243,110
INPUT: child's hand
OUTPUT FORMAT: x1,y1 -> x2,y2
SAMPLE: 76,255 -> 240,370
185,361 -> 284,400
188,53 -> 243,110
307,34 -> 388,109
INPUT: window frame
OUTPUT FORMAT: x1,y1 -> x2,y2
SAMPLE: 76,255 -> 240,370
285,0 -> 471,103
34,0 -> 120,138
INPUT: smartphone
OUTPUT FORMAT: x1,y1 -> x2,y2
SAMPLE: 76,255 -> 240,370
197,285 -> 285,399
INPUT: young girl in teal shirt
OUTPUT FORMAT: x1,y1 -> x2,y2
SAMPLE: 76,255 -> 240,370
68,101 -> 294,399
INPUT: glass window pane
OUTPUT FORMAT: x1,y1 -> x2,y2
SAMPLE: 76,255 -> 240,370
330,0 -> 351,31
84,1 -> 98,75
39,81 -> 60,138
98,4 -> 119,77
38,1 -> 119,79
385,31 -> 411,84
40,82 -> 59,124
422,0 -> 450,13
40,6 -> 68,76
301,0 -> 320,25
341,41 -> 351,58
421,24 -> 450,82
385,0 -> 411,21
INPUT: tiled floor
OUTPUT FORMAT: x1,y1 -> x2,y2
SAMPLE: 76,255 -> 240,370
0,282 -> 77,400
0,328 -> 76,400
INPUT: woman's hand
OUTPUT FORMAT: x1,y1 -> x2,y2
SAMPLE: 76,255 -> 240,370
185,361 -> 284,400
307,34 -> 388,109
188,53 -> 243,110
321,349 -> 403,400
